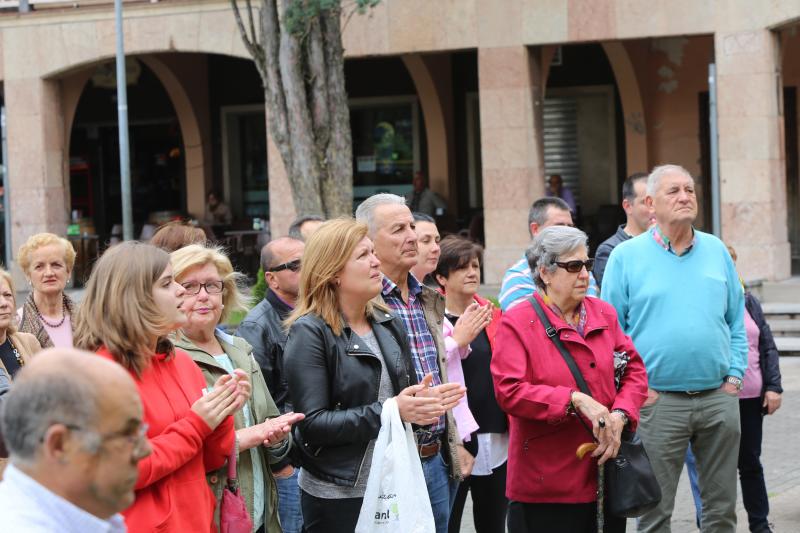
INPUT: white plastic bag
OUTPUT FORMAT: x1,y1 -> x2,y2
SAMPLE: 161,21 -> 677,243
355,397 -> 436,533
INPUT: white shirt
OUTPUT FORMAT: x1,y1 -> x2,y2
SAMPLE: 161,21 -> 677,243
0,463 -> 127,533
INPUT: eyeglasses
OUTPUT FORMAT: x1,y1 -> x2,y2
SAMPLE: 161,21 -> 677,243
181,280 -> 224,295
267,259 -> 301,273
65,423 -> 150,455
552,259 -> 595,273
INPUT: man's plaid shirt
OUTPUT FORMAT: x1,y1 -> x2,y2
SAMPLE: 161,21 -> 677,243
381,274 -> 445,443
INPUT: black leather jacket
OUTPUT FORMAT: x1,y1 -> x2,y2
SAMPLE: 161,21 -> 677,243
284,308 -> 417,486
237,290 -> 292,413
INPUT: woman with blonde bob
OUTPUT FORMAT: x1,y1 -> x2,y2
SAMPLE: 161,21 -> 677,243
74,241 -> 250,533
284,218 -> 456,532
17,233 -> 77,348
0,269 -> 41,380
170,243 -> 304,532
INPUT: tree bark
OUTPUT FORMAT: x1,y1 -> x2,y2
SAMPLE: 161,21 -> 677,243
232,0 -> 358,219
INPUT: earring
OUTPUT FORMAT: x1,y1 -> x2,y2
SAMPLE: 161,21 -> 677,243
221,304 -> 225,309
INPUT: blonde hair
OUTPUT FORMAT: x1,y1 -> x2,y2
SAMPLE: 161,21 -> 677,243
0,268 -> 17,334
74,241 -> 174,376
18,233 -> 77,274
287,218 -> 385,335
170,244 -> 248,323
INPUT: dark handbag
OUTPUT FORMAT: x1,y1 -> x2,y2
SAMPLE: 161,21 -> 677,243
529,296 -> 661,518
220,446 -> 253,533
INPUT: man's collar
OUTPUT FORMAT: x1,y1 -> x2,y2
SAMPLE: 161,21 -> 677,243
381,272 -> 421,297
266,289 -> 294,316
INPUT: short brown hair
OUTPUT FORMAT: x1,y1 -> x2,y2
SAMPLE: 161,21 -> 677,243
150,221 -> 207,253
74,242 -> 175,376
170,244 -> 248,324
286,218 -> 386,336
434,235 -> 483,283
18,233 -> 77,274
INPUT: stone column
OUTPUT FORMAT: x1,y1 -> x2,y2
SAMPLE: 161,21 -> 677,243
4,77 -> 69,278
478,46 -> 545,285
715,29 -> 790,281
267,131 -> 296,238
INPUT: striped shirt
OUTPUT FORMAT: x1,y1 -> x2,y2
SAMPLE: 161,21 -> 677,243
499,254 -> 599,312
381,274 -> 445,443
652,225 -> 697,256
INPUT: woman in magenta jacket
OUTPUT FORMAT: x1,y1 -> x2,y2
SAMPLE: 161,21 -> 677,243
491,226 -> 648,533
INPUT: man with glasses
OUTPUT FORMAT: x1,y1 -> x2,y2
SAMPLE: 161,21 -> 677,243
498,197 -> 599,311
238,236 -> 305,533
602,165 -> 747,533
0,348 -> 151,532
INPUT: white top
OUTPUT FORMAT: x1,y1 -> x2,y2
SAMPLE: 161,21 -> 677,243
0,463 -> 127,533
470,433 -> 509,477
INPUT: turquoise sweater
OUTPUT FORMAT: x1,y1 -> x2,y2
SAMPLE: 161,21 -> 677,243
600,229 -> 747,391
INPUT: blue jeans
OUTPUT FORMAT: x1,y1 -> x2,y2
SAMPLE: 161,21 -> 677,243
421,453 -> 459,533
685,444 -> 702,528
276,468 -> 303,533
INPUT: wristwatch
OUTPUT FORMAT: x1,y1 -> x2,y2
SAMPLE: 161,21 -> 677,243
725,375 -> 743,391
611,409 -> 629,426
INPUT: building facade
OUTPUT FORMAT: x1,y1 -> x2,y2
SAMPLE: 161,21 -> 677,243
0,0 -> 797,283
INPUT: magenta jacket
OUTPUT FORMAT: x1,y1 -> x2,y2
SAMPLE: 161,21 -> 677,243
491,293 -> 648,504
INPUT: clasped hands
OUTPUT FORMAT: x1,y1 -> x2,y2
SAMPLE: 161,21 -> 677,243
395,373 -> 466,426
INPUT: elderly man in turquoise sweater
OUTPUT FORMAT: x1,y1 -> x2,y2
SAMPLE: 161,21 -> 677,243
601,164 -> 747,533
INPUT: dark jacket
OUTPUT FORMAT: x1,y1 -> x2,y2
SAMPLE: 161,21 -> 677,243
284,308 -> 417,486
594,224 -> 630,288
238,290 -> 292,413
745,292 -> 783,398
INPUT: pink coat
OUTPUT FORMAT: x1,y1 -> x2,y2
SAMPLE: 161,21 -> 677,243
491,293 -> 648,504
442,316 -> 480,441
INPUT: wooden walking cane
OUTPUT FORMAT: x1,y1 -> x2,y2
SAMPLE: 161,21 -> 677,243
577,443 -> 604,533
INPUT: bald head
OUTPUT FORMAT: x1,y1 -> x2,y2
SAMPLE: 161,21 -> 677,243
260,237 -> 304,272
261,237 -> 304,304
1,348 -> 138,463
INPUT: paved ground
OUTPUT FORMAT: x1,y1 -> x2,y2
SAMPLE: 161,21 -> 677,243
460,357 -> 800,532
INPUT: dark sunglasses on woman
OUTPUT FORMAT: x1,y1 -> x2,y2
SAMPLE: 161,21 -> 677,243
552,259 -> 595,273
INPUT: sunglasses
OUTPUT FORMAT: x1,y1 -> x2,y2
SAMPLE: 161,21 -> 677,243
552,259 -> 595,273
268,259 -> 301,273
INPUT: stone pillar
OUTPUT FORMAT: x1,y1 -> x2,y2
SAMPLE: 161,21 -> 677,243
715,30 -> 790,281
478,46 -> 545,285
267,131 -> 296,238
4,77 -> 69,278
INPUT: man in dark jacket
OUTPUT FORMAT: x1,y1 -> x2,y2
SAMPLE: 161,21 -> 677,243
594,172 -> 653,287
238,236 -> 304,533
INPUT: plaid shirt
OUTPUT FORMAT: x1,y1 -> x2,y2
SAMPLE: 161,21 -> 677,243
652,225 -> 696,256
381,274 -> 445,442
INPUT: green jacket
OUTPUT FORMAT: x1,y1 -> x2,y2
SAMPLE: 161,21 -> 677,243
174,329 -> 289,533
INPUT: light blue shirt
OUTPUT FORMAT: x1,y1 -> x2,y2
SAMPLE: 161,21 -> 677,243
601,230 -> 747,391
0,463 -> 127,533
498,254 -> 599,311
212,353 -> 266,529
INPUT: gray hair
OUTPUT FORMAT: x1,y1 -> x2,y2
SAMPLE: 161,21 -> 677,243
1,372 -> 99,464
525,226 -> 589,290
355,193 -> 407,236
528,197 -> 570,236
288,215 -> 325,241
647,164 -> 694,196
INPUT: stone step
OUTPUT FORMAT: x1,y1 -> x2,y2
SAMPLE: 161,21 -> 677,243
767,319 -> 800,335
775,337 -> 800,355
761,302 -> 800,317
757,279 -> 800,304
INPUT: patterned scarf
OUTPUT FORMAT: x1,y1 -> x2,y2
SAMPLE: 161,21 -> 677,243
18,292 -> 76,349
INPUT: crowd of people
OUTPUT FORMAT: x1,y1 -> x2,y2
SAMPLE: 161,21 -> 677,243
0,163 -> 783,533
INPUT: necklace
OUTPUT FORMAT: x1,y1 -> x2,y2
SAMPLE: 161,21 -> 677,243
32,295 -> 67,328
5,337 -> 23,367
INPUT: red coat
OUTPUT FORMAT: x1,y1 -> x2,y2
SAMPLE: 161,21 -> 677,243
490,293 -> 648,504
97,347 -> 235,533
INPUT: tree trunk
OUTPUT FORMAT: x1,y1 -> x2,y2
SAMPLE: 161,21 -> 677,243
232,0 -> 357,219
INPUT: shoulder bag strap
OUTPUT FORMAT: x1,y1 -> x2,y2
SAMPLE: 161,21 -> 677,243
528,296 -> 596,439
227,445 -> 238,490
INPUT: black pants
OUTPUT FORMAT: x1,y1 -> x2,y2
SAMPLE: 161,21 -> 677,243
448,461 -> 508,533
300,490 -> 362,533
739,397 -> 770,532
507,501 -> 626,533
